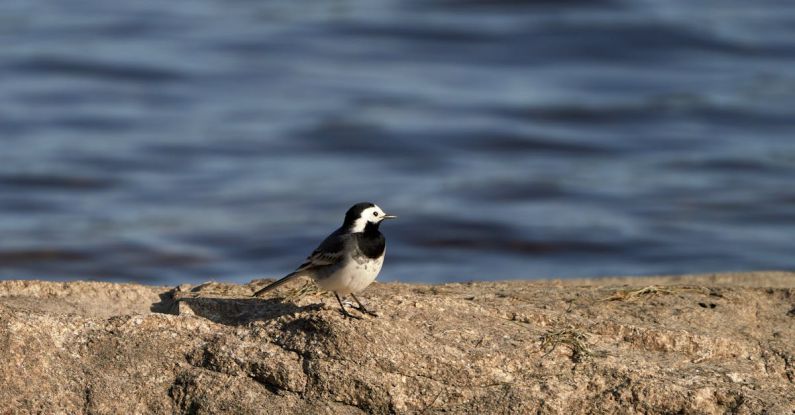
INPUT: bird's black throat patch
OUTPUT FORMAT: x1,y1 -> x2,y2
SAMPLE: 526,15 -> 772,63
356,221 -> 386,259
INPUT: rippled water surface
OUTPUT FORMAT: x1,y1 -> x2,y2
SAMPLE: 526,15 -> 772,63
1,0 -> 794,285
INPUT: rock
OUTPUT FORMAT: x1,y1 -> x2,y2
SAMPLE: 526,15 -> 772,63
0,272 -> 793,414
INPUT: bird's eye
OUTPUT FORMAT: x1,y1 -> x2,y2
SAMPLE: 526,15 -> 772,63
373,211 -> 379,216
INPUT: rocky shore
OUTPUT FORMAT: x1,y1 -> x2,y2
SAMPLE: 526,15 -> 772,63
1,272 -> 793,414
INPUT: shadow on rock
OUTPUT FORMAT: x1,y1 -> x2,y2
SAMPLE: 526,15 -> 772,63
151,289 -> 323,326
150,290 -> 179,314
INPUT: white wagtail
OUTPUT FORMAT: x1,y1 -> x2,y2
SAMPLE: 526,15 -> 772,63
254,202 -> 396,318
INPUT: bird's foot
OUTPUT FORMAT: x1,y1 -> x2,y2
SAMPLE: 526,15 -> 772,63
354,305 -> 379,317
338,307 -> 362,320
350,293 -> 378,317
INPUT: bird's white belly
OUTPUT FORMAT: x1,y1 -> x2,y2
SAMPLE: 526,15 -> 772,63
315,254 -> 384,294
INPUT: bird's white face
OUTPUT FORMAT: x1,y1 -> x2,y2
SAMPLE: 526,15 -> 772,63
349,205 -> 393,232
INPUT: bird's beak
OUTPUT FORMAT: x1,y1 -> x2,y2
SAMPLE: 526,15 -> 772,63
382,214 -> 397,220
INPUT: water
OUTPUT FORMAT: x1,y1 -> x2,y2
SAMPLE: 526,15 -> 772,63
1,0 -> 794,285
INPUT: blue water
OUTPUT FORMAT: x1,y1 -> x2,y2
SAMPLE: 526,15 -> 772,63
1,0 -> 794,285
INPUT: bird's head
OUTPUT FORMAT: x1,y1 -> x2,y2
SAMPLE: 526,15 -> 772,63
344,202 -> 396,233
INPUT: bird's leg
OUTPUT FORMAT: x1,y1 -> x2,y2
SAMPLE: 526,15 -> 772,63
350,293 -> 378,317
334,292 -> 360,319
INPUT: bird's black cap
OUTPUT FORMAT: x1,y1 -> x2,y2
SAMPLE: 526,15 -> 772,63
343,202 -> 375,225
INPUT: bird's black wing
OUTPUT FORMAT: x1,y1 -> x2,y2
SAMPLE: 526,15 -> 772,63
253,228 -> 348,297
294,227 -> 348,271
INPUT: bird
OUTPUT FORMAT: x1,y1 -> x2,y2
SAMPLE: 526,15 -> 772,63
253,202 -> 396,318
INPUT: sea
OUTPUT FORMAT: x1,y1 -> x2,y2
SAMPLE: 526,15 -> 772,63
1,0 -> 794,285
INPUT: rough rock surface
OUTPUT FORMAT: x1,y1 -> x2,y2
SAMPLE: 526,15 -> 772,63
1,272 -> 793,414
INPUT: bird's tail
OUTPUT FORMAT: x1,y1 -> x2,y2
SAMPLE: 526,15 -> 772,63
252,271 -> 302,297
